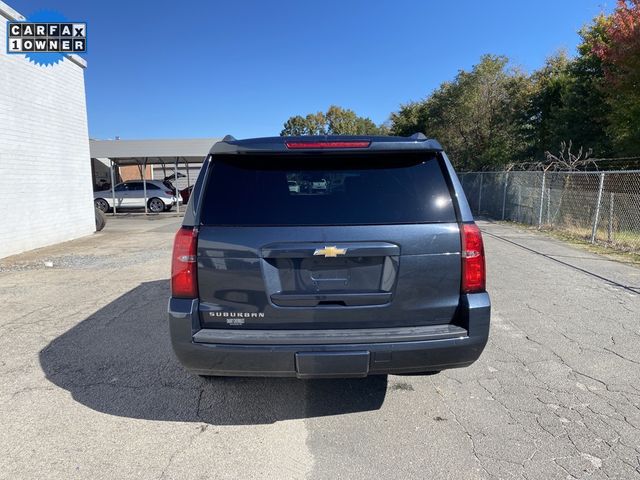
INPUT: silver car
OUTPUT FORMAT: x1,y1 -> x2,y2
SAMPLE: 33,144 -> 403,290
94,180 -> 178,213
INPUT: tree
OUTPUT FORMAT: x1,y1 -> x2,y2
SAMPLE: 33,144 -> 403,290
389,101 -> 428,137
560,17 -> 613,157
279,5 -> 639,169
281,115 -> 313,136
281,112 -> 327,135
523,52 -> 572,160
525,19 -> 613,161
593,0 -> 640,154
390,55 -> 532,170
280,106 -> 387,136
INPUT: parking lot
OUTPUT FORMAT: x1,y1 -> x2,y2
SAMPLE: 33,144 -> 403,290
1,216 -> 639,479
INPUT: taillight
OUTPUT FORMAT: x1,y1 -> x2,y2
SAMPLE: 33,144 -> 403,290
461,223 -> 486,293
165,190 -> 174,195
171,227 -> 198,298
285,141 -> 371,149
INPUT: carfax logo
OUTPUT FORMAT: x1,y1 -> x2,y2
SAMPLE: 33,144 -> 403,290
6,10 -> 86,66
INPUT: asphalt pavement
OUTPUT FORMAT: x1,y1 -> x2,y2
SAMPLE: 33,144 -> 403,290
0,216 -> 639,479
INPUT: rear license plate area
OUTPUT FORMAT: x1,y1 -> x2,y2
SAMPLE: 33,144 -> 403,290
274,257 -> 385,292
295,351 -> 370,378
310,263 -> 350,289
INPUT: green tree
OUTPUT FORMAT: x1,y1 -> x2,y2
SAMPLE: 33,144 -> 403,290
524,52 -> 572,159
280,106 -> 387,136
389,101 -> 428,137
525,17 -> 613,160
390,55 -> 532,170
280,115 -> 312,136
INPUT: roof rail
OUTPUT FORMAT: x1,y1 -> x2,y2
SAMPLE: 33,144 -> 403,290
409,132 -> 427,140
222,135 -> 237,141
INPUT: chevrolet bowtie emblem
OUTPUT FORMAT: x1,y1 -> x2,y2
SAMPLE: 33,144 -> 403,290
313,246 -> 347,258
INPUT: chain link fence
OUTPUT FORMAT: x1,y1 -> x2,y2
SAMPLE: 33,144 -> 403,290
458,170 -> 640,253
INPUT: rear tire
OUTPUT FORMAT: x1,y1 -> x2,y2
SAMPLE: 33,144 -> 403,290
148,197 -> 165,213
94,198 -> 110,213
94,208 -> 106,231
164,205 -> 173,212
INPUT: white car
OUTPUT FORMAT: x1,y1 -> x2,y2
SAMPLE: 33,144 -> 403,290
94,180 -> 178,213
288,180 -> 301,193
312,179 -> 328,191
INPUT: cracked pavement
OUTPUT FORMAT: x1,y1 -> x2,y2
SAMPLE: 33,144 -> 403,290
0,217 -> 639,479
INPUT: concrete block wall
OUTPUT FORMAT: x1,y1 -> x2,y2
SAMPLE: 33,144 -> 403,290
0,1 -> 94,259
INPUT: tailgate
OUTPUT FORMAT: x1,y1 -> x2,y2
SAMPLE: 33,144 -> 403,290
197,223 -> 461,329
196,152 -> 462,330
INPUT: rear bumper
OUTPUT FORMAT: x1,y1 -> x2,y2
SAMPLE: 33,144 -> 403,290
168,293 -> 490,378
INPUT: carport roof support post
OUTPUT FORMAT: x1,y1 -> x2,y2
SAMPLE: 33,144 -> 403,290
110,160 -> 117,215
175,157 -> 179,215
142,158 -> 148,214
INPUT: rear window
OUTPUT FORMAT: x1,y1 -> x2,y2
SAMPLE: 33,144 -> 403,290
200,154 -> 456,226
127,182 -> 160,190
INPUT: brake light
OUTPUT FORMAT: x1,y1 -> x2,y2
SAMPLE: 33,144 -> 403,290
461,223 -> 486,293
165,190 -> 174,195
171,227 -> 198,298
285,141 -> 371,149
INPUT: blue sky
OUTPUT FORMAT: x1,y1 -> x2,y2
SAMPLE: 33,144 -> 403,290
11,0 -> 612,139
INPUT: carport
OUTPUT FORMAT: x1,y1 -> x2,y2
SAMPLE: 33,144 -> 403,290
90,138 -> 221,214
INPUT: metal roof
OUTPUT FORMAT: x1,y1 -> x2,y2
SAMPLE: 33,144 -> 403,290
90,138 -> 221,165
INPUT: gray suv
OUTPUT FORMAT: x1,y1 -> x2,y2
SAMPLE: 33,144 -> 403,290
169,134 -> 490,378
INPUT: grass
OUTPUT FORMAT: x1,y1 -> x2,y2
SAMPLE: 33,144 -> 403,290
497,221 -> 640,266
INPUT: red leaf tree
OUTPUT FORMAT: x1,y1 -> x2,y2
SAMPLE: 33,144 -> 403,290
592,0 -> 640,153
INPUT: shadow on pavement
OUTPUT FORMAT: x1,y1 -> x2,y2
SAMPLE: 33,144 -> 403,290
39,280 -> 387,425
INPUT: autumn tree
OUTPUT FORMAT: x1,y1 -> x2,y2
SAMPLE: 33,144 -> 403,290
593,0 -> 640,154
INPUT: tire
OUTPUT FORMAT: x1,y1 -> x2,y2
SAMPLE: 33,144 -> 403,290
94,208 -> 106,231
94,198 -> 110,213
164,205 -> 173,212
148,197 -> 165,213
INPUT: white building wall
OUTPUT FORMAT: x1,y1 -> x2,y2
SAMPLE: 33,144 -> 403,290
0,2 -> 94,259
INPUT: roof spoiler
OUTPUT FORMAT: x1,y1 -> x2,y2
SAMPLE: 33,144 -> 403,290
211,133 -> 442,154
221,133 -> 426,142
